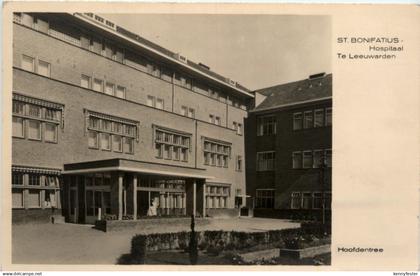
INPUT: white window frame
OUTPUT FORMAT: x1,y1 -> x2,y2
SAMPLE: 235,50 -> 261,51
256,151 -> 275,171
37,59 -> 51,77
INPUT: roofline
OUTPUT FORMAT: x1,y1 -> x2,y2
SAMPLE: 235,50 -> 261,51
62,166 -> 214,180
72,13 -> 254,98
254,73 -> 332,93
250,96 -> 332,113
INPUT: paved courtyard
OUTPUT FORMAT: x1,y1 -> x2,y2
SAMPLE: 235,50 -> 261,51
12,217 -> 299,264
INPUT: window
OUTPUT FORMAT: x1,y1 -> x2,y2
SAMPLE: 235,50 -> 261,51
292,152 -> 302,169
156,98 -> 164,110
257,116 -> 276,136
12,172 -> 24,185
188,108 -> 195,118
293,113 -> 303,130
29,174 -> 40,186
113,135 -> 122,152
100,133 -> 111,150
314,109 -> 324,127
313,192 -> 322,209
38,60 -> 50,77
255,189 -> 275,208
105,83 -> 115,96
203,138 -> 231,168
44,123 -> 57,142
13,101 -> 24,115
206,184 -> 230,208
181,106 -> 188,116
12,117 -> 24,138
28,120 -> 41,140
209,115 -> 214,124
28,105 -> 41,118
236,155 -> 242,171
155,128 -> 191,162
21,55 -> 35,72
304,111 -> 313,129
291,192 -> 301,209
291,191 -> 331,210
147,95 -> 154,107
313,150 -> 324,168
215,116 -> 221,126
12,95 -> 63,143
233,121 -> 242,135
326,108 -> 332,126
303,151 -> 313,168
237,123 -> 242,135
257,151 -> 275,171
325,149 -> 332,167
124,137 -> 134,154
116,86 -> 126,99
27,190 -> 41,208
86,111 -> 138,154
12,189 -> 24,208
93,79 -> 104,92
302,193 -> 312,209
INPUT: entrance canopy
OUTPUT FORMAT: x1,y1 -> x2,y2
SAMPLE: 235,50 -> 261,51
63,158 -> 212,180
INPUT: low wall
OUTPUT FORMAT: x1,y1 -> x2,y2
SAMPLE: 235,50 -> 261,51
95,217 -> 211,232
206,208 -> 239,218
132,228 -> 302,252
254,209 -> 331,222
12,209 -> 62,224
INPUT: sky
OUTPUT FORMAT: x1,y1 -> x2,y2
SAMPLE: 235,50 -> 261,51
102,14 -> 331,91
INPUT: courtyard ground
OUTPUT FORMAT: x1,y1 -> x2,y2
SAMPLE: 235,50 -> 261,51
12,217 -> 300,264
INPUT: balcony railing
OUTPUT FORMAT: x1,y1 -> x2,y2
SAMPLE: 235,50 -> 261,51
48,28 -> 81,47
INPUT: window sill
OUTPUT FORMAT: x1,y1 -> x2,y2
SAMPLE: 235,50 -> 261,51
28,137 -> 42,142
45,140 -> 58,144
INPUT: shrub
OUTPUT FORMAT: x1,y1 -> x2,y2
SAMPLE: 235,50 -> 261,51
131,235 -> 147,264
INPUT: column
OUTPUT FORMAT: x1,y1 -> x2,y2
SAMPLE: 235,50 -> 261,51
186,179 -> 197,216
196,180 -> 206,217
118,173 -> 123,220
40,175 -> 45,209
23,173 -> 29,210
133,175 -> 137,220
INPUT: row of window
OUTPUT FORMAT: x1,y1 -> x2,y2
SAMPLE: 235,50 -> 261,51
81,74 -> 126,99
292,149 -> 332,169
209,114 -> 221,126
147,95 -> 165,110
12,188 -> 59,209
205,185 -> 230,208
21,54 -> 51,77
155,129 -> 190,162
12,99 -> 62,143
12,172 -> 59,187
293,108 -> 332,130
12,171 -> 60,209
14,13 -> 248,111
291,191 -> 332,210
256,107 -> 332,136
203,140 -> 231,168
180,106 -> 195,118
87,114 -> 136,154
255,189 -> 275,208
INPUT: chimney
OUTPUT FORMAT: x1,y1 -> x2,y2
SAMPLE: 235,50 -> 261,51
309,72 -> 326,79
198,62 -> 210,70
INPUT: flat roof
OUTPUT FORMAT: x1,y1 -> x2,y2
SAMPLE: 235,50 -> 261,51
63,158 -> 213,180
71,13 -> 254,99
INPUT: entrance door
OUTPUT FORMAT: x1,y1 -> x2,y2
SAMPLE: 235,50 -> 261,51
68,188 -> 78,223
85,190 -> 111,224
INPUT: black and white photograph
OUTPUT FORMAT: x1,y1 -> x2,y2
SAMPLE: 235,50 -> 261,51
10,11 -> 332,265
